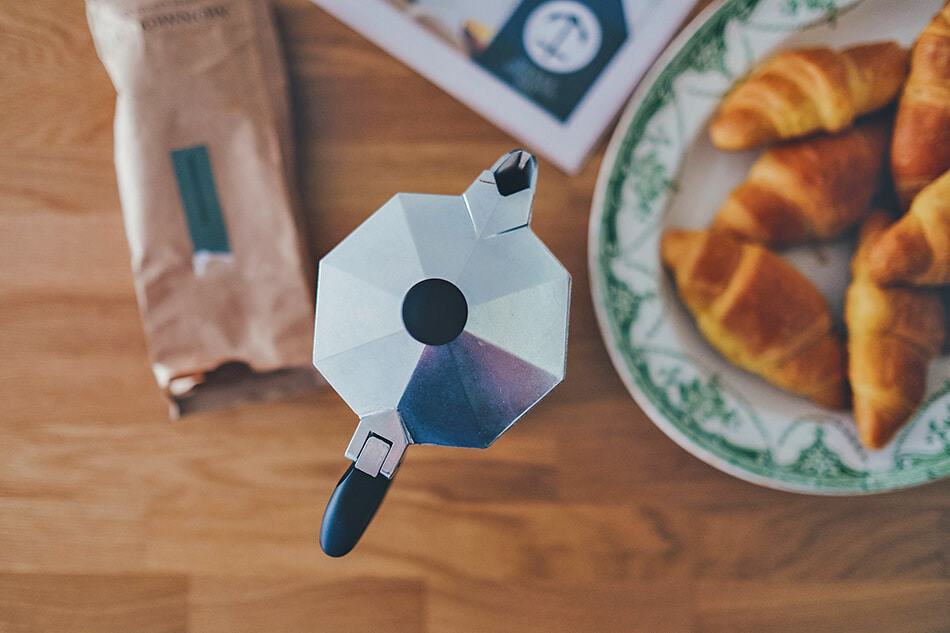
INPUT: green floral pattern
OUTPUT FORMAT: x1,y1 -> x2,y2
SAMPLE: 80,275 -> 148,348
790,428 -> 864,480
685,0 -> 757,77
783,0 -> 839,17
626,150 -> 675,220
593,0 -> 950,493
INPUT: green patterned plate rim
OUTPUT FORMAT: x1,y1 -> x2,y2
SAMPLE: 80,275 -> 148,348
588,0 -> 950,494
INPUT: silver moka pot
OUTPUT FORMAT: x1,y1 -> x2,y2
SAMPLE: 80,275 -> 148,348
313,150 -> 570,556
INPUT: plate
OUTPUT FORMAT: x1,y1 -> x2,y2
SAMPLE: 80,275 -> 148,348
589,0 -> 950,494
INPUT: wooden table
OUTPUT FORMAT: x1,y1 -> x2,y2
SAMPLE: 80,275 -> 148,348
1,1 -> 947,631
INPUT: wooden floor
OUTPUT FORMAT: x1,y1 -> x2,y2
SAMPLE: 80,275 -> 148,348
1,1 -> 948,631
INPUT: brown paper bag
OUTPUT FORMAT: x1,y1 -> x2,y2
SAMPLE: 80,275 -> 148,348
87,0 -> 319,416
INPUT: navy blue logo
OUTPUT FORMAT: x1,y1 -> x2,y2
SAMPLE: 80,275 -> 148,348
476,0 -> 628,121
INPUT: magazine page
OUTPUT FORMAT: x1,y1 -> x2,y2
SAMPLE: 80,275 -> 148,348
313,0 -> 695,174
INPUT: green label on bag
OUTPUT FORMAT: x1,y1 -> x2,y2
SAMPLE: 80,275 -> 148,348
171,145 -> 230,254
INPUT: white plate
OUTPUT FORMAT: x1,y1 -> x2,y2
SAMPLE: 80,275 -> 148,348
589,0 -> 950,494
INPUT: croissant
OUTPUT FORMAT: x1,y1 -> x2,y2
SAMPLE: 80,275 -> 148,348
710,42 -> 908,150
891,2 -> 950,210
846,213 -> 945,448
713,118 -> 889,245
661,228 -> 847,408
868,169 -> 950,286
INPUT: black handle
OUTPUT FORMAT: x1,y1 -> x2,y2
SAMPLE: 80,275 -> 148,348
320,463 -> 392,557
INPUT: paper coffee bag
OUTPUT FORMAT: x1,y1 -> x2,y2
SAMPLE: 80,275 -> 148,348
87,0 -> 318,416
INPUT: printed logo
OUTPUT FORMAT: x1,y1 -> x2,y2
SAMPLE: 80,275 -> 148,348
475,0 -> 628,121
523,1 -> 602,74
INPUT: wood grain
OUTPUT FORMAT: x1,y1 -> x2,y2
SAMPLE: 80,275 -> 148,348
0,1 -> 947,632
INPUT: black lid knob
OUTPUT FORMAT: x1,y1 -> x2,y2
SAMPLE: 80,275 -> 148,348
402,278 -> 468,346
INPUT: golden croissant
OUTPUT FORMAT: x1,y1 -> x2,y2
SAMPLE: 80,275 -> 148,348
713,118 -> 888,245
661,228 -> 847,408
710,42 -> 907,151
891,2 -> 950,210
868,169 -> 950,286
846,213 -> 945,448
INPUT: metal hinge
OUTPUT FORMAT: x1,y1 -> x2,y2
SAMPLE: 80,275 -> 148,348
344,409 -> 409,479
